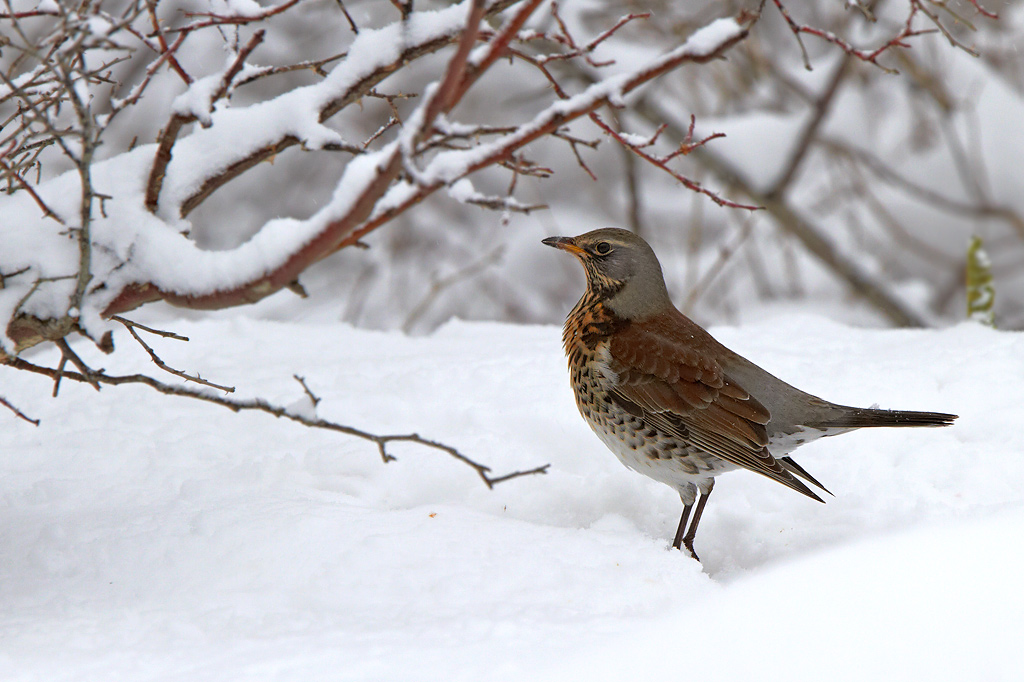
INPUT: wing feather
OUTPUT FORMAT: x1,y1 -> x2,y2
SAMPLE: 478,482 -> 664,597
607,319 -> 823,501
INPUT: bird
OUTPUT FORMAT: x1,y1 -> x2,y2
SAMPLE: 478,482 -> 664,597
543,227 -> 957,560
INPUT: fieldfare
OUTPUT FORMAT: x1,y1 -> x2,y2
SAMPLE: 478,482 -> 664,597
544,228 -> 956,560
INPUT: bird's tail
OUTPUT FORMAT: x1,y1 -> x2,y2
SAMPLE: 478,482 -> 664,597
818,407 -> 957,429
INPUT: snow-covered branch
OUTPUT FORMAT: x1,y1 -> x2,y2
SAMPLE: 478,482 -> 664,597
1,1 -> 753,357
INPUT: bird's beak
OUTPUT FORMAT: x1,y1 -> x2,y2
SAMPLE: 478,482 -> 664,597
542,236 -> 586,256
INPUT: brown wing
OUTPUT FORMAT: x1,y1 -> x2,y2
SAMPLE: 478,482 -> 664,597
607,317 -> 823,502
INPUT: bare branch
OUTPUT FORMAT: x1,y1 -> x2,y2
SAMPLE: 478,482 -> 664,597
110,315 -> 189,341
145,29 -> 267,213
234,52 -> 347,88
0,395 -> 39,425
175,0 -> 523,218
334,0 -> 360,34
6,356 -> 549,489
0,142 -> 61,221
773,0 -> 940,72
591,112 -> 759,211
145,0 -> 192,85
175,0 -> 305,32
55,338 -> 100,391
293,374 -> 321,408
115,317 -> 236,392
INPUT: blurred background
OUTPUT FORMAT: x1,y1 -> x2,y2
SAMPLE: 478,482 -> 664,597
12,0 -> 1024,331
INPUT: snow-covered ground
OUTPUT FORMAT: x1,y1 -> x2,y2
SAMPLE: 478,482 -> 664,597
1,316 -> 1021,681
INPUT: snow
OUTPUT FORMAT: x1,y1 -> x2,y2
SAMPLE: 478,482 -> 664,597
0,3 -> 754,354
1,314 -> 1019,680
678,17 -> 743,57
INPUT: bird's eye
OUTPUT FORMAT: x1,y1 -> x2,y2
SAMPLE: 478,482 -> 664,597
594,242 -> 611,255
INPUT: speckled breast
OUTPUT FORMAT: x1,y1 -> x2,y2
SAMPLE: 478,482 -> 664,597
561,298 -> 731,495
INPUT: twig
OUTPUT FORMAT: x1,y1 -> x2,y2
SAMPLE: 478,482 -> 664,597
591,112 -> 757,211
293,374 -> 321,408
52,355 -> 67,397
464,195 -> 546,213
0,9 -> 59,19
55,338 -> 100,391
0,266 -> 30,289
115,317 -> 236,392
965,0 -> 998,19
773,0 -> 938,73
110,315 -> 188,340
142,0 -> 191,84
175,0 -> 523,218
0,155 -> 61,221
145,30 -> 266,213
7,357 -> 549,489
234,52 -> 347,87
542,4 -> 650,68
174,0 -> 304,32
562,134 -> 598,181
335,0 -> 359,33
452,0 -> 546,106
0,395 -> 39,425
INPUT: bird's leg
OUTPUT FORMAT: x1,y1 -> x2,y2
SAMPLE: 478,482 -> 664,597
671,503 -> 693,551
681,480 -> 715,561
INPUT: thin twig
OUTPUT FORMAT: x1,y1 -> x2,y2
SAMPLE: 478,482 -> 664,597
145,30 -> 266,213
145,0 -> 192,84
773,0 -> 939,73
334,0 -> 359,33
234,51 -> 347,87
55,338 -> 100,391
293,374 -> 321,408
173,0 -> 304,32
0,395 -> 39,425
116,318 -> 236,392
110,315 -> 189,340
7,357 -> 549,489
52,355 -> 67,397
591,112 -> 758,211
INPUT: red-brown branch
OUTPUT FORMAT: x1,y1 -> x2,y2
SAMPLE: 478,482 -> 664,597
591,112 -> 756,210
107,0 -> 500,315
0,9 -> 59,19
773,0 -> 934,72
145,0 -> 192,85
114,29 -> 189,111
174,0 -> 522,218
145,30 -> 266,213
100,14 -> 753,317
175,0 -> 304,32
967,0 -> 998,20
0,142 -> 61,221
454,0 -> 546,105
545,2 -> 650,68
0,395 -> 39,425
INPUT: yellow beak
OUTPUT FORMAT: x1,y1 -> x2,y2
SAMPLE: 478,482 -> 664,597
542,236 -> 586,257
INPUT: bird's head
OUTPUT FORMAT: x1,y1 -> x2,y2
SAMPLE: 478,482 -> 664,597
543,227 -> 672,318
